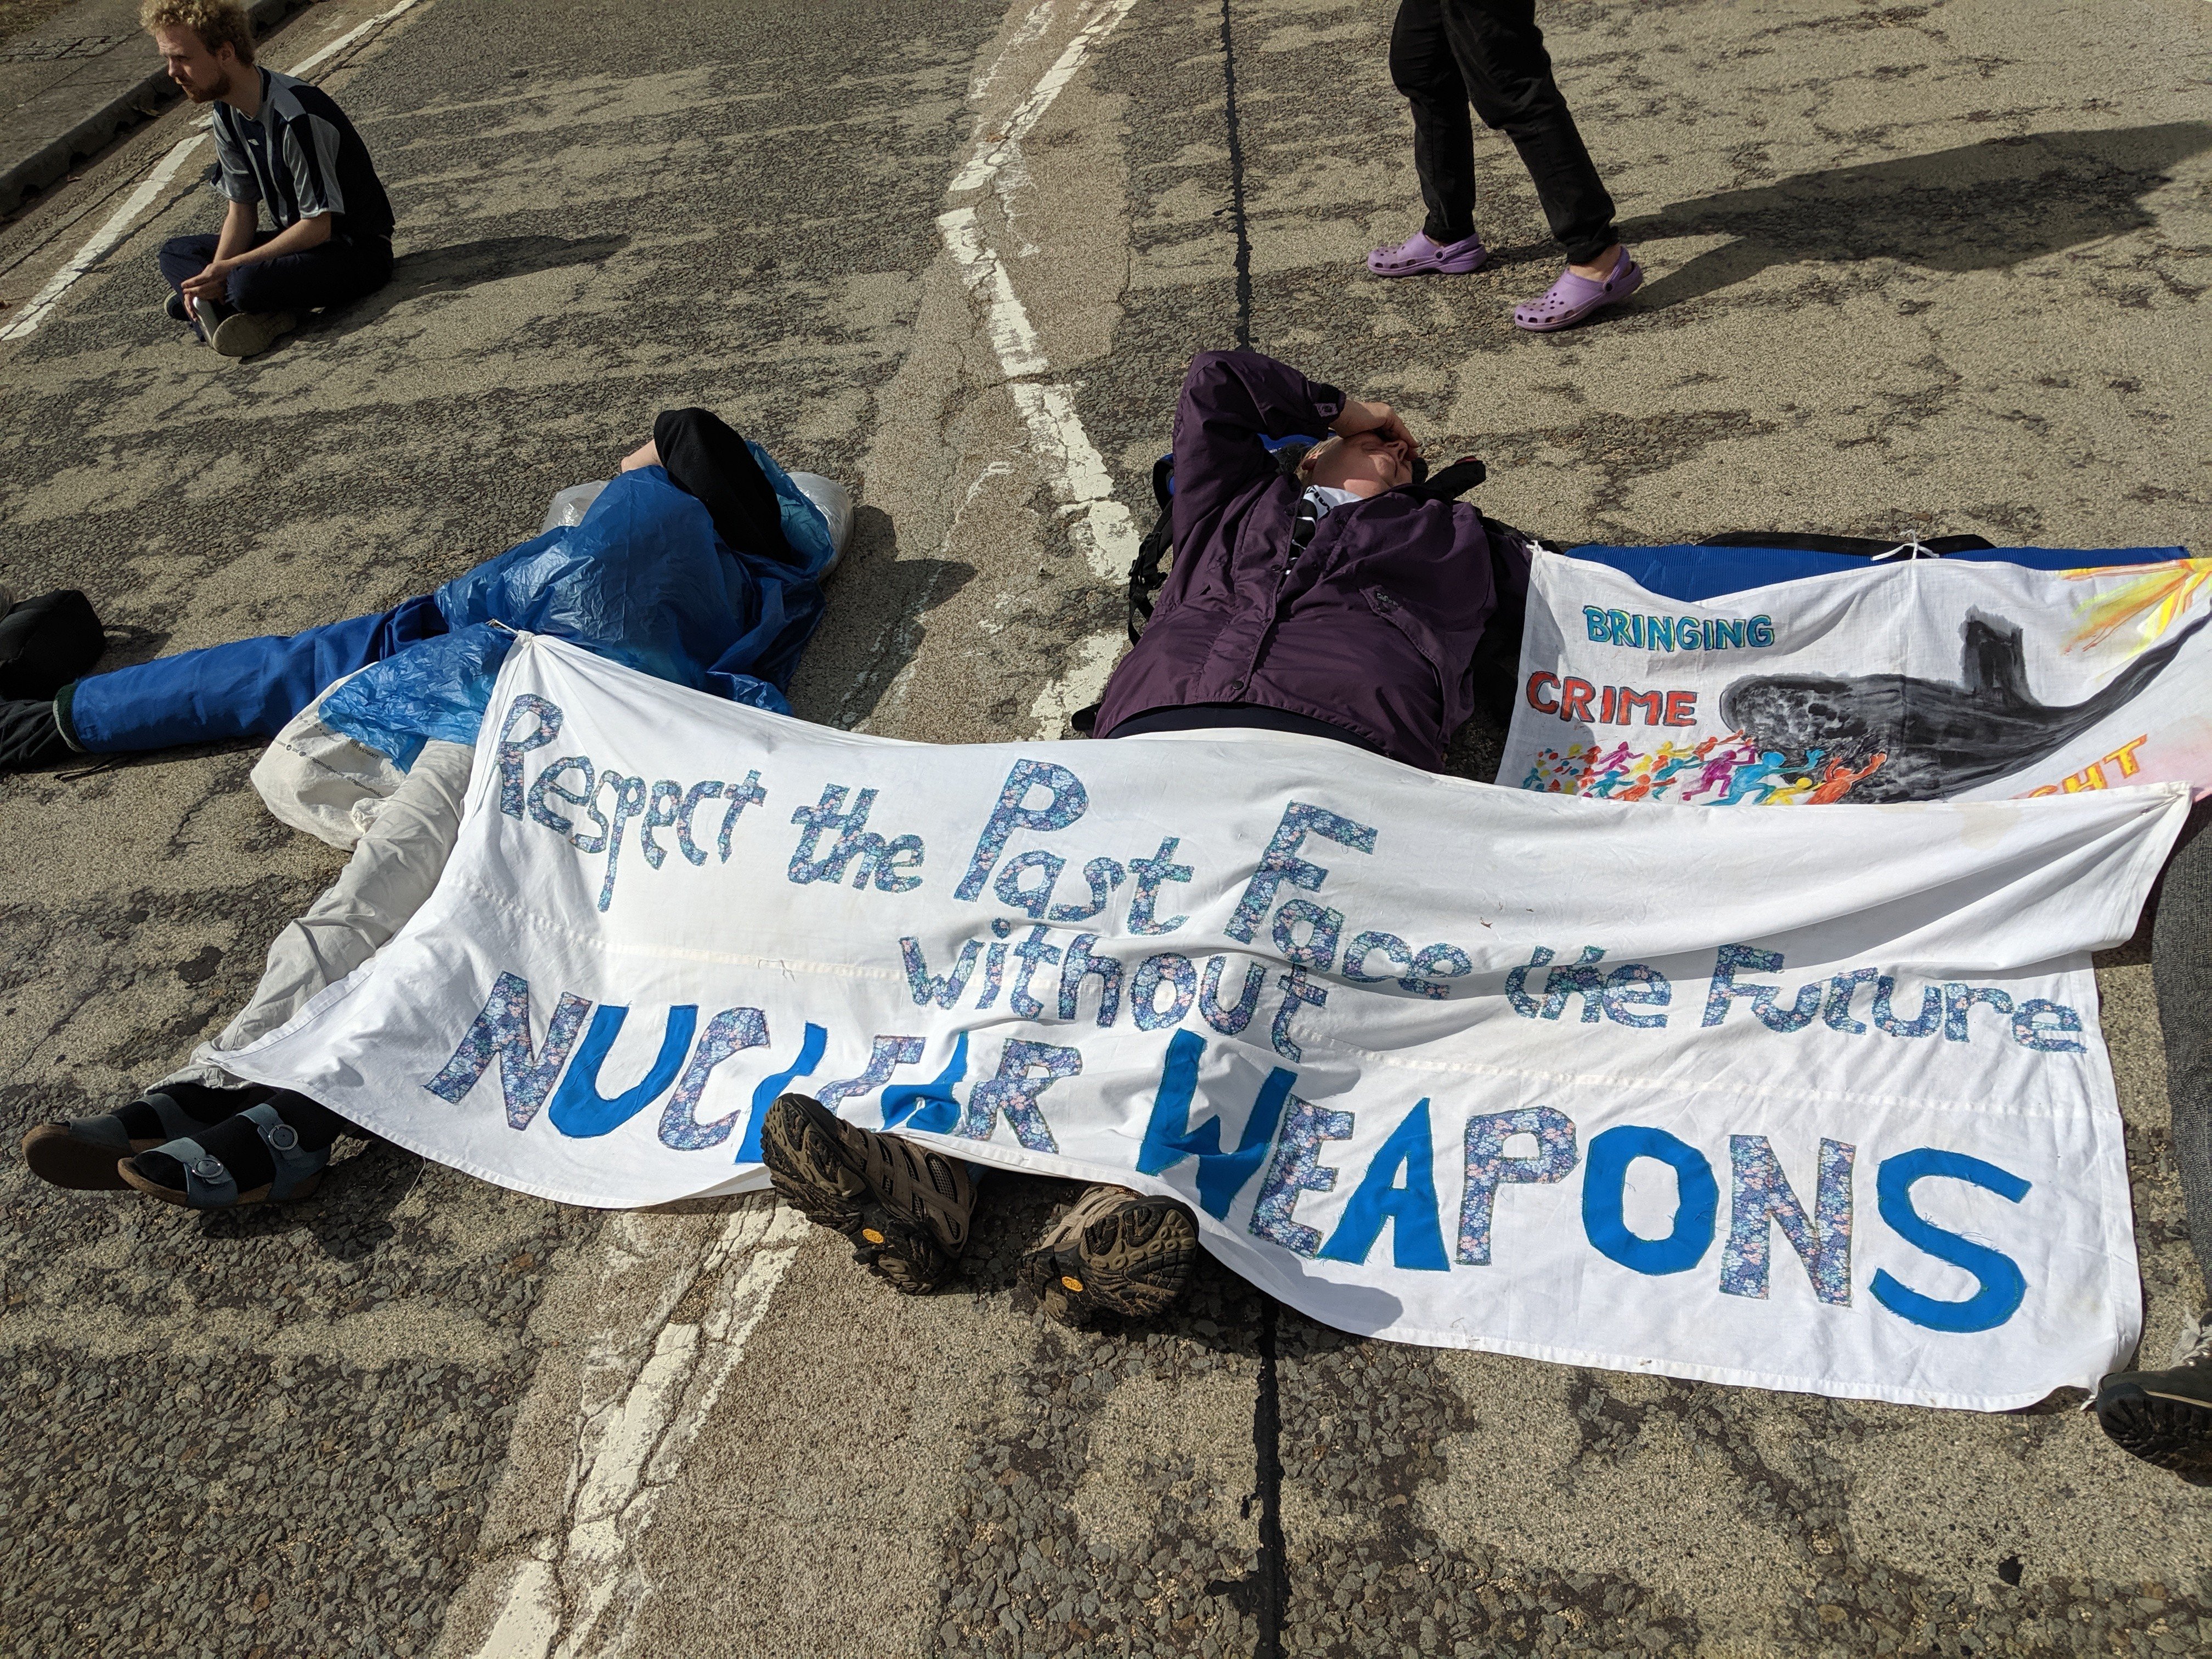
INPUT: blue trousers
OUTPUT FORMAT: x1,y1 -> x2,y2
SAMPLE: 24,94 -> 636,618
60,595 -> 445,754
157,229 -> 393,325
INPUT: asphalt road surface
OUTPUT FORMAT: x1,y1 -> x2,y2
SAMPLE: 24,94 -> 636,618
4,1 -> 2212,1655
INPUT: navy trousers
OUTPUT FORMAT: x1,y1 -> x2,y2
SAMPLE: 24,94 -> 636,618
157,229 -> 393,325
60,595 -> 445,754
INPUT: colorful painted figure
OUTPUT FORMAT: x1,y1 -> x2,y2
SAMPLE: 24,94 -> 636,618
1683,737 -> 1754,803
1716,749 -> 1792,806
1807,751 -> 1889,804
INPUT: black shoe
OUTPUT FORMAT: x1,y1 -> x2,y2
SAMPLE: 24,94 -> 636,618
0,588 -> 105,701
0,697 -> 70,772
165,291 -> 188,323
1019,1183 -> 1198,1327
758,1093 -> 974,1293
2095,1316 -> 2212,1473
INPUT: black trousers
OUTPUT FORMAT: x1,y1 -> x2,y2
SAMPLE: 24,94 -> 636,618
157,228 -> 393,325
1388,0 -> 1618,264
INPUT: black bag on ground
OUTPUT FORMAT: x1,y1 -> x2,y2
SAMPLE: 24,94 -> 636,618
0,589 -> 105,700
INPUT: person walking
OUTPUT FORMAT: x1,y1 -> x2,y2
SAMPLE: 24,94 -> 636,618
1367,0 -> 1641,332
143,0 -> 396,358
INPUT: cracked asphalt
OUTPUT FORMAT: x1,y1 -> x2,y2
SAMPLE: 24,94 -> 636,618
3,0 -> 2211,1654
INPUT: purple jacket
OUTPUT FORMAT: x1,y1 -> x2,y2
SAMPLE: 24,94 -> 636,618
1094,350 -> 1528,772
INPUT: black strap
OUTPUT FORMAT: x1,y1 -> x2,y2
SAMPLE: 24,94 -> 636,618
1288,494 -> 1319,563
1699,531 -> 1996,555
1398,454 -> 1487,504
1124,454 -> 1178,645
1465,514 -> 1536,732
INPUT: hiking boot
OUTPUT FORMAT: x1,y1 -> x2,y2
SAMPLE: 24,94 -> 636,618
1020,1184 -> 1198,1327
2096,1314 -> 2212,1472
759,1092 -> 973,1293
211,309 -> 296,359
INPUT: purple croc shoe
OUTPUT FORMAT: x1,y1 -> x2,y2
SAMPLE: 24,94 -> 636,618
1367,229 -> 1490,278
1514,246 -> 1644,331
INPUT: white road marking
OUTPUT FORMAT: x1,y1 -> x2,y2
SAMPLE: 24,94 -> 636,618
0,132 -> 207,342
0,0 -> 432,343
949,0 -> 1142,195
963,0 -> 1060,109
468,1202 -> 812,1659
938,205 -> 1136,589
289,0 -> 432,78
453,8 -> 1144,1650
937,0 -> 1144,731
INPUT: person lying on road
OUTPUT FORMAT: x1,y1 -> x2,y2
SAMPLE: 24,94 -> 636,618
758,346 -> 1536,1328
15,411 -> 848,1210
0,410 -> 838,775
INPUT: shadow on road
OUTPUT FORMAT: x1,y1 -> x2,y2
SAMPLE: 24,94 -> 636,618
196,1134 -> 424,1261
308,231 -> 633,335
795,503 -> 977,730
1616,122 -> 2212,307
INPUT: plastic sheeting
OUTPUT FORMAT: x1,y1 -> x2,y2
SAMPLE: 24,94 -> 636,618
321,447 -> 832,766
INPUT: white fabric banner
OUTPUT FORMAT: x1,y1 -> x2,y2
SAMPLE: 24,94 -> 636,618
1500,549 -> 2212,805
229,636 -> 2190,1410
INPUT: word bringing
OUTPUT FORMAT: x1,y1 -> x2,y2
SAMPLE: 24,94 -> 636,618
1583,606 -> 1776,653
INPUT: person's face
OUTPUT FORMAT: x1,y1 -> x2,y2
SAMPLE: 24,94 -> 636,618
154,26 -> 235,103
1304,430 -> 1415,493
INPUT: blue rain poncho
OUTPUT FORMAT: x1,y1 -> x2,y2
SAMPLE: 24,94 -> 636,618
320,448 -> 833,768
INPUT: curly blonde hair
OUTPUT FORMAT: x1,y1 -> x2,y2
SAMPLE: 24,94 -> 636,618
140,0 -> 256,63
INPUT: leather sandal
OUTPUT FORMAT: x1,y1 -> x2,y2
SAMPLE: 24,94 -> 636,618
118,1102 -> 330,1209
21,1086 -> 268,1191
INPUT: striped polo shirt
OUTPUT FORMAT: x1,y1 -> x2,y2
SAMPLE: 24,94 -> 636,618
213,67 -> 394,242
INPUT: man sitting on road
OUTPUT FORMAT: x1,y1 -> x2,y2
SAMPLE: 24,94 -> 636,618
144,0 -> 396,359
758,347 -> 1533,1330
